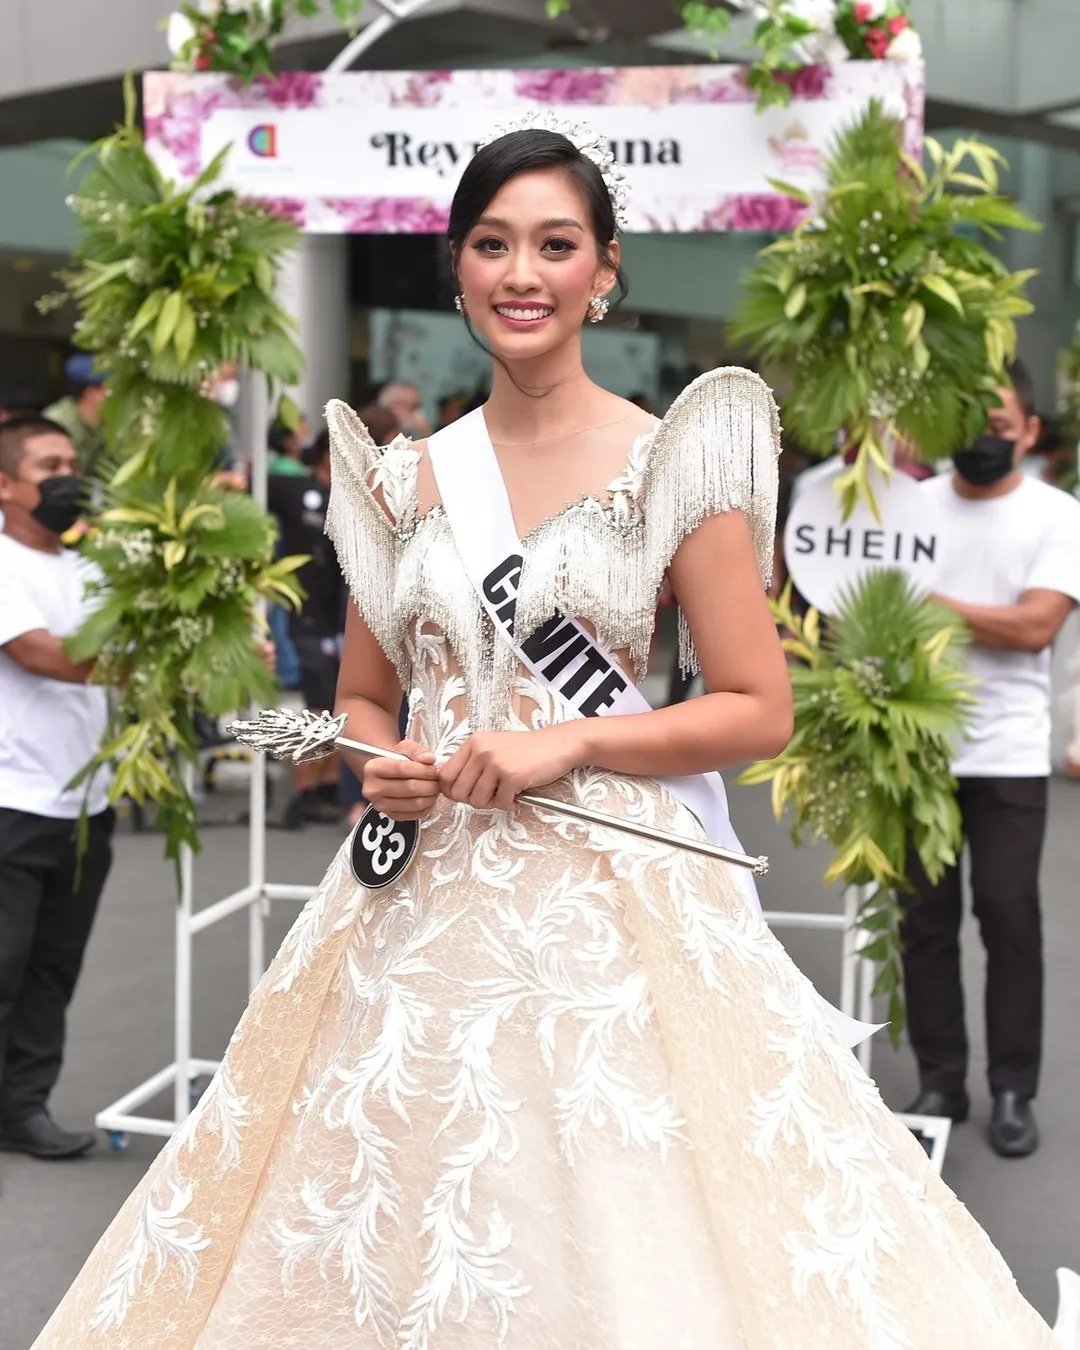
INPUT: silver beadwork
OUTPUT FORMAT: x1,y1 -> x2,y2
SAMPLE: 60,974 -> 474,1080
323,366 -> 782,721
479,111 -> 631,232
454,294 -> 466,314
587,294 -> 609,324
227,708 -> 347,762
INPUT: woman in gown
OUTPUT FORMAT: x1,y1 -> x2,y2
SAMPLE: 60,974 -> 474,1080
33,122 -> 1060,1349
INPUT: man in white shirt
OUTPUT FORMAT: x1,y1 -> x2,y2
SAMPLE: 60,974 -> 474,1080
0,415 -> 112,1161
904,361 -> 1080,1158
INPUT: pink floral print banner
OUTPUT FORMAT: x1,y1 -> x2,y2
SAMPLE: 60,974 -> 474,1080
143,63 -> 924,234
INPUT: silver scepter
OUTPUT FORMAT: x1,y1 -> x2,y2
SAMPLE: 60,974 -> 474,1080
228,708 -> 769,877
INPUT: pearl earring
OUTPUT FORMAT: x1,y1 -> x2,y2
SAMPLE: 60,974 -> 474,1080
587,294 -> 609,324
454,294 -> 466,315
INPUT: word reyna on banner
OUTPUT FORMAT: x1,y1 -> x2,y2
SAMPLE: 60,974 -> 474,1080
143,63 -> 924,234
784,460 -> 943,615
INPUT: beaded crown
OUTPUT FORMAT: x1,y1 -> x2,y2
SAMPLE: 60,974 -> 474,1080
478,111 -> 631,232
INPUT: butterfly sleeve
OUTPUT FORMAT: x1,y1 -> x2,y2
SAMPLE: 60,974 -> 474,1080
323,398 -> 411,681
642,366 -> 782,676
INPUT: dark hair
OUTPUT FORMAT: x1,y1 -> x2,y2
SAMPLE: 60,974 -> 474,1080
358,403 -> 404,447
447,130 -> 628,367
268,420 -> 295,456
301,427 -> 331,468
0,415 -> 71,477
1005,358 -> 1037,418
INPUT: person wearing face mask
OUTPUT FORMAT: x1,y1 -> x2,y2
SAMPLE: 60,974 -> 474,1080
0,416 -> 112,1165
902,359 -> 1080,1159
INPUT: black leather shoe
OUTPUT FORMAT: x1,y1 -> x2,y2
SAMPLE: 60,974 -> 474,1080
989,1092 -> 1039,1158
902,1088 -> 970,1123
0,1112 -> 96,1159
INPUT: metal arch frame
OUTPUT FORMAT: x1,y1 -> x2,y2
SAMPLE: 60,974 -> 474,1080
327,0 -> 444,73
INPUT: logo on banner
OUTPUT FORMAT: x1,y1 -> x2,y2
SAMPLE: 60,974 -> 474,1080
248,124 -> 278,158
784,460 -> 943,615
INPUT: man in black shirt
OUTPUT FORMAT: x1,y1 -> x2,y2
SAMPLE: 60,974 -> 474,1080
267,430 -> 345,827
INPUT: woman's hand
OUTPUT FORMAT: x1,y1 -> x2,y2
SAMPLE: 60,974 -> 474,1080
437,725 -> 586,812
362,740 -> 440,821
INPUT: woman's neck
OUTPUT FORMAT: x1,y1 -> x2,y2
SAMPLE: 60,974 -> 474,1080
483,338 -> 614,445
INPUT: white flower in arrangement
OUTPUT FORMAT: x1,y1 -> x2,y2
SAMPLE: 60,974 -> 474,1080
166,11 -> 197,56
753,0 -> 852,65
886,26 -> 923,61
782,0 -> 840,29
796,29 -> 850,63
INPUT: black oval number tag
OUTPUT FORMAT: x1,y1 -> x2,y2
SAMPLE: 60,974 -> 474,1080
350,805 -> 419,890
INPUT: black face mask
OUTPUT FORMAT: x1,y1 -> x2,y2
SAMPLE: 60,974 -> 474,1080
30,475 -> 86,536
953,434 -> 1016,487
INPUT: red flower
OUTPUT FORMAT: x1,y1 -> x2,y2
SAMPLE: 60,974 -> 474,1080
865,25 -> 890,57
888,15 -> 908,34
195,52 -> 213,70
854,0 -> 874,21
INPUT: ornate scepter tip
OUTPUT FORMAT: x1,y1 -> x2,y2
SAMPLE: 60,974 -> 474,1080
227,708 -> 347,762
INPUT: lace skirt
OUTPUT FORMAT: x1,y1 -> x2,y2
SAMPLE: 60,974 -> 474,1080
31,770 -> 1055,1349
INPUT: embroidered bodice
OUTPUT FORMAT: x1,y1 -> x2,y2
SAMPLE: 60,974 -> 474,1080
325,367 -> 781,733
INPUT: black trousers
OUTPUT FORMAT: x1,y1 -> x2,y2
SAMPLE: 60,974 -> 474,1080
901,776 -> 1046,1099
0,806 -> 114,1124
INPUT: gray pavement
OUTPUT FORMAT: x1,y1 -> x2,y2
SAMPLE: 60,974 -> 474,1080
3,776 -> 1080,1348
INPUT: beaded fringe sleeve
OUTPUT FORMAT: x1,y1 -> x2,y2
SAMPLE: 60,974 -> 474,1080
646,367 -> 781,676
511,366 -> 782,680
323,398 -> 413,686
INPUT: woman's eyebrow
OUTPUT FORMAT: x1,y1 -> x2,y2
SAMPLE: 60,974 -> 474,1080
472,215 -> 585,231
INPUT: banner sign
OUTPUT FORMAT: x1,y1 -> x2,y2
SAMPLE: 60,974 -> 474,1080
784,460 -> 943,615
143,63 -> 923,234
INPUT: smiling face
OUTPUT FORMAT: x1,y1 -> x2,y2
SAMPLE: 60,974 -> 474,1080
455,167 -> 619,364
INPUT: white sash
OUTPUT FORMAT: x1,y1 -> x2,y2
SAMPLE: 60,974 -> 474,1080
426,408 -> 879,1048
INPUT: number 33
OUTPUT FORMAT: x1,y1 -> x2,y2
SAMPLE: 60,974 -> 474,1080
361,812 -> 407,876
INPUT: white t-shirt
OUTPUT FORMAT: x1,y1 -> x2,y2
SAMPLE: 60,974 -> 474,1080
923,474 -> 1080,776
0,533 -> 111,818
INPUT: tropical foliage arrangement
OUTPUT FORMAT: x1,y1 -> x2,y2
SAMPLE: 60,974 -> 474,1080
42,82 -> 305,864
166,0 -> 366,77
740,571 -> 974,1040
730,103 -> 1039,515
545,0 -> 921,110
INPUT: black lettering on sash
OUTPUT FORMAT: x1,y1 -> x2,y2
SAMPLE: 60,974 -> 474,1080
480,554 -> 633,719
520,615 -> 578,664
542,635 -> 590,680
559,646 -> 609,699
580,669 -> 627,716
482,554 -> 524,631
